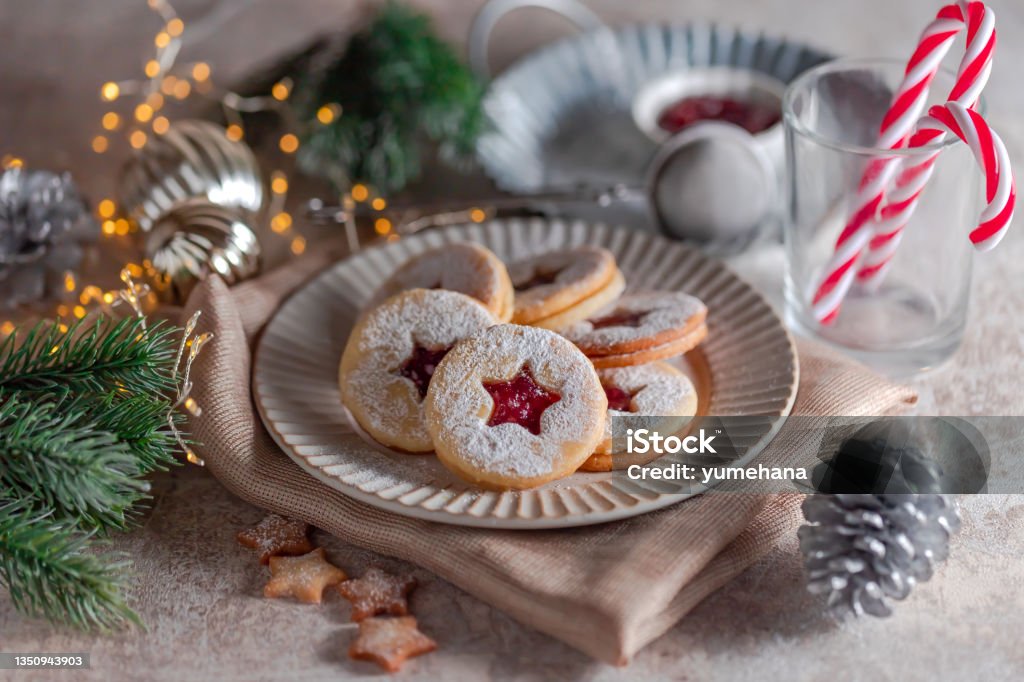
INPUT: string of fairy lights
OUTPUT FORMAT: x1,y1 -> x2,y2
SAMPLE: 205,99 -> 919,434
1,0 -> 303,333
87,0 -> 423,262
117,268 -> 211,466
3,0 -> 495,342
3,0 -> 488,334
91,0 -> 310,254
0,0 -> 399,464
2,0 -> 502,461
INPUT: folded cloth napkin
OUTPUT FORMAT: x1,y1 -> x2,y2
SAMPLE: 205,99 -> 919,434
182,250 -> 916,665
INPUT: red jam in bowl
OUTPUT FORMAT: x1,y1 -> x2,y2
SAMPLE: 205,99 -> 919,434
657,96 -> 780,135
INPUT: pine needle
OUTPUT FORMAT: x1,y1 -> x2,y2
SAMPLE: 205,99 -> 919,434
91,391 -> 183,475
294,1 -> 487,192
0,393 -> 151,532
0,497 -> 141,631
0,317 -> 178,397
0,310 -> 199,632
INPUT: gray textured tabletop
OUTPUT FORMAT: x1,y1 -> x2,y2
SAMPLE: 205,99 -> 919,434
1,1 -> 1023,680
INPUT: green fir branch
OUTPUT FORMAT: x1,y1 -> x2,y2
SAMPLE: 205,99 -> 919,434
90,392 -> 183,475
0,308 -> 198,633
0,317 -> 179,397
0,392 -> 151,532
0,497 -> 140,631
293,1 -> 487,192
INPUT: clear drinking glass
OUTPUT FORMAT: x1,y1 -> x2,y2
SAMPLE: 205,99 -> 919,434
782,58 -> 980,376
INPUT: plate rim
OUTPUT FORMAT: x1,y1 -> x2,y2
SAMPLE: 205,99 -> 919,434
253,220 -> 799,529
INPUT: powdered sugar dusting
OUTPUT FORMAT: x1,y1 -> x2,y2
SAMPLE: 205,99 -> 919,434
509,246 -> 615,322
338,567 -> 416,620
372,243 -> 508,314
349,616 -> 436,672
597,362 -> 698,444
236,513 -> 313,564
426,325 -> 605,482
565,291 -> 707,353
340,289 -> 496,449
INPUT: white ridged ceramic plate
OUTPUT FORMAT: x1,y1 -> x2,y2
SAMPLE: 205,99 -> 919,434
253,219 -> 798,528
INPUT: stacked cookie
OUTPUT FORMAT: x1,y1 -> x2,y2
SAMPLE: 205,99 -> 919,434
339,242 -> 706,490
508,246 -> 625,329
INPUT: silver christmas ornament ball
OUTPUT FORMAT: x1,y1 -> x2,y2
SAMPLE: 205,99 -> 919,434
119,119 -> 265,232
144,198 -> 261,303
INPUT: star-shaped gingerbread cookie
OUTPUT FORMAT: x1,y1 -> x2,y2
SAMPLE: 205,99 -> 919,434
264,548 -> 347,604
349,616 -> 437,672
237,513 -> 314,565
337,567 -> 417,621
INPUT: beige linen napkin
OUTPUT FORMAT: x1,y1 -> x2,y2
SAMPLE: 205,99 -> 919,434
182,251 -> 916,665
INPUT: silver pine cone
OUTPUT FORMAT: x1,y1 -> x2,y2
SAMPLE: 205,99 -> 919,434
0,166 -> 96,308
800,493 -> 960,618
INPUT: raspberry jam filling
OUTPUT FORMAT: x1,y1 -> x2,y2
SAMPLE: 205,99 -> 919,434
657,96 -> 781,135
483,367 -> 561,435
603,384 -> 634,411
590,310 -> 646,329
398,345 -> 452,399
515,269 -> 562,291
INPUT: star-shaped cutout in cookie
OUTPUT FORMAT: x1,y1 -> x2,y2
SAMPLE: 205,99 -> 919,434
349,616 -> 437,672
483,367 -> 561,435
263,548 -> 347,604
337,567 -> 417,621
237,513 -> 314,565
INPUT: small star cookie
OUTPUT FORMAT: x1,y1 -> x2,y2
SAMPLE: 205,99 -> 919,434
349,616 -> 437,672
237,513 -> 314,565
337,567 -> 417,621
264,548 -> 347,604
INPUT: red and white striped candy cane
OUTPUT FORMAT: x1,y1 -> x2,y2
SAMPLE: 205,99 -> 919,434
811,1 -> 990,324
857,1 -> 996,286
921,102 -> 1015,250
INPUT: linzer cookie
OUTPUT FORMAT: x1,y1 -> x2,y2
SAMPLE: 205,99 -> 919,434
339,289 -> 497,452
508,246 -> 621,326
565,292 -> 707,356
580,362 -> 699,472
424,324 -> 607,489
530,268 -> 626,331
588,325 -> 707,368
371,243 -> 514,322
565,291 -> 709,367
